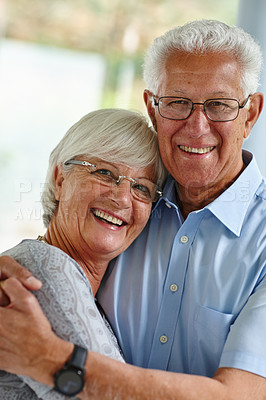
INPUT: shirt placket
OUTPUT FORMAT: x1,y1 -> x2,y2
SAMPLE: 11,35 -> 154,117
147,211 -> 204,370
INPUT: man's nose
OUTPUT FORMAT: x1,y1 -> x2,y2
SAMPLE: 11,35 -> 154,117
185,104 -> 210,134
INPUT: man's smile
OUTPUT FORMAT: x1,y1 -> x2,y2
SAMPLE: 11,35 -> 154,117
179,145 -> 215,154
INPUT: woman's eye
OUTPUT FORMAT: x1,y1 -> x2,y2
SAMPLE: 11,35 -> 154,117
96,169 -> 112,176
94,168 -> 116,179
93,169 -> 116,181
134,184 -> 150,195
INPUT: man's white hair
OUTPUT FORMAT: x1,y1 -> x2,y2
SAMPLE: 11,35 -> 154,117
143,19 -> 263,97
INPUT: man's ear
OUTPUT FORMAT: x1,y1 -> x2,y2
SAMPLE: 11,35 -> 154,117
54,165 -> 65,201
144,89 -> 157,130
244,92 -> 264,139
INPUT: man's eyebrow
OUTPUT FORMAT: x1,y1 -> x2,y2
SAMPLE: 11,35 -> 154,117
168,90 -> 234,97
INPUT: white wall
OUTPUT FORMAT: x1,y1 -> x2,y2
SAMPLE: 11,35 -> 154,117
237,0 -> 266,176
0,39 -> 106,251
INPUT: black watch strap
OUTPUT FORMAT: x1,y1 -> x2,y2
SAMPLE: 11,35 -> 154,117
54,344 -> 88,397
67,344 -> 87,369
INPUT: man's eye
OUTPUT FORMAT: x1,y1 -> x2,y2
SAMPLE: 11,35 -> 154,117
208,101 -> 230,109
167,99 -> 189,106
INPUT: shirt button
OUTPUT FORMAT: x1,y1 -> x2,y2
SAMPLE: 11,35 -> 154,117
160,335 -> 168,344
170,283 -> 179,292
180,235 -> 189,244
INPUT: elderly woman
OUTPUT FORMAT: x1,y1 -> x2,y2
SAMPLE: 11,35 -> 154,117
0,108 -> 166,399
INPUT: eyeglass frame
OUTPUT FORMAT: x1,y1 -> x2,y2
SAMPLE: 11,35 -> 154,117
153,95 -> 251,122
64,159 -> 163,203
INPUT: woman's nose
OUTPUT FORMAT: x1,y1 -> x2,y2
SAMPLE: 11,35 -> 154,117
111,179 -> 133,206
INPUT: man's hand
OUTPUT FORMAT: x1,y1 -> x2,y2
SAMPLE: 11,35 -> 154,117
0,255 -> 42,305
0,277 -> 73,385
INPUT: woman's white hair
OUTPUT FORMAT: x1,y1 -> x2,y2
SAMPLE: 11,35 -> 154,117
41,108 -> 167,227
143,19 -> 263,97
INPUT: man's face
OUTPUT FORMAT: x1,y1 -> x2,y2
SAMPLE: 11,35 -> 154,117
145,52 -> 255,199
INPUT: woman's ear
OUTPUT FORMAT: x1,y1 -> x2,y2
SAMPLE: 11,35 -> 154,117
54,165 -> 65,201
143,89 -> 157,131
244,92 -> 264,139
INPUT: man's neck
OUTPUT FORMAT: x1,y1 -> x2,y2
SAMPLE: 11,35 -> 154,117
176,163 -> 246,219
176,186 -> 223,219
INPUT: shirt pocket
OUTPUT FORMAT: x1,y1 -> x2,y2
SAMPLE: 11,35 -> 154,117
191,305 -> 235,376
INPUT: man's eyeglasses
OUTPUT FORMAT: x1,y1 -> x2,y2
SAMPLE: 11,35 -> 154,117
153,95 -> 251,122
64,159 -> 163,203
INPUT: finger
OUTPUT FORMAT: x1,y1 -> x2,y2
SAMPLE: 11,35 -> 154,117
0,288 -> 10,306
0,255 -> 42,290
0,278 -> 51,337
0,277 -> 38,311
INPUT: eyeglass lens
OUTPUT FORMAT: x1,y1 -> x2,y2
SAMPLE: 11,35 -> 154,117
157,97 -> 242,121
91,169 -> 158,202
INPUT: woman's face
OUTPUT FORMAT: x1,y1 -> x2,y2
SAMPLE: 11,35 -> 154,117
53,158 -> 155,262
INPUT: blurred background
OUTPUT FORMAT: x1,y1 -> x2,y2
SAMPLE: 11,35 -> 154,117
0,0 -> 265,252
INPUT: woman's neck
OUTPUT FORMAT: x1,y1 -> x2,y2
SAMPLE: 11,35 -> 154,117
43,221 -> 109,296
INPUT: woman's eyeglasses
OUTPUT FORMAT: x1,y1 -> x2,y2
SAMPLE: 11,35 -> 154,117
64,159 -> 163,203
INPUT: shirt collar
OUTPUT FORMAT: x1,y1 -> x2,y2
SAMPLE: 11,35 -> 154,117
207,151 -> 263,236
153,151 -> 263,237
152,174 -> 179,212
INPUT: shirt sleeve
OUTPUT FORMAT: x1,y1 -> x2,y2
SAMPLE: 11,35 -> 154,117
219,267 -> 266,376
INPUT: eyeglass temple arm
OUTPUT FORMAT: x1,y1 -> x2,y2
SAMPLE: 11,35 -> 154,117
153,97 -> 159,106
239,95 -> 251,109
64,160 -> 96,167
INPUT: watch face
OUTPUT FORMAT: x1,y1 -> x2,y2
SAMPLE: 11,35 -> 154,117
55,369 -> 84,396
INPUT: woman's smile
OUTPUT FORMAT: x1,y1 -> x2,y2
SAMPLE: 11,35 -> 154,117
91,208 -> 126,228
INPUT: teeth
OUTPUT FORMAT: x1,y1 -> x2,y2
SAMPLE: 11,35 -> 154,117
93,209 -> 123,226
179,146 -> 214,154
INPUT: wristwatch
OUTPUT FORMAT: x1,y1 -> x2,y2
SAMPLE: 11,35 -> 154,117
54,344 -> 88,397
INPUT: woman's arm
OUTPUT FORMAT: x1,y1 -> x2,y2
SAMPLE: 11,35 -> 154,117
0,277 -> 266,400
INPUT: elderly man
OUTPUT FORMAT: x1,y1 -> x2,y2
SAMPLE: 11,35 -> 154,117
0,20 -> 265,399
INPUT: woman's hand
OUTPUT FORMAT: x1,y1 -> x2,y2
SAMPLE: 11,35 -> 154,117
0,277 -> 73,385
0,255 -> 42,305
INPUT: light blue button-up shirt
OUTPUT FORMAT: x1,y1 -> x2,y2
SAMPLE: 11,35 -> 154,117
97,151 -> 266,378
